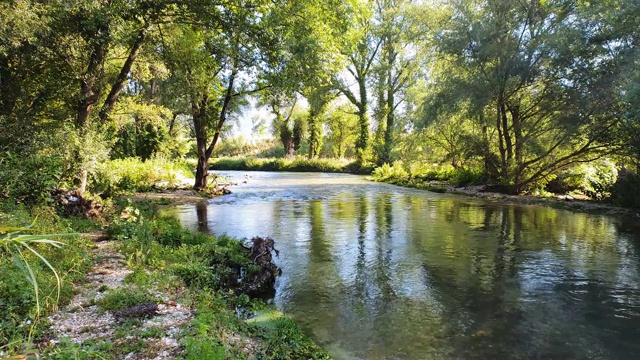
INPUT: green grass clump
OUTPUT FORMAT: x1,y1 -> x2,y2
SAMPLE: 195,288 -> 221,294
97,287 -> 155,312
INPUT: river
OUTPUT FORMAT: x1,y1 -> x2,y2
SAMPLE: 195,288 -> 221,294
163,171 -> 640,359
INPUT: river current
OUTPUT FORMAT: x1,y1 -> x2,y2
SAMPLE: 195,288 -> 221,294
163,171 -> 640,359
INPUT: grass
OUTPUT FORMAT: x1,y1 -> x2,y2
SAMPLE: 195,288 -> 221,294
370,161 -> 485,189
0,201 -> 93,354
97,286 -> 155,312
1,196 -> 330,359
210,156 -> 374,174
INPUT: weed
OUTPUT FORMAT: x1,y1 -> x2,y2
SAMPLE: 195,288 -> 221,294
97,287 -> 154,313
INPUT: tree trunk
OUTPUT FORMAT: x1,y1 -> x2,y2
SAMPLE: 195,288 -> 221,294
496,101 -> 507,180
76,39 -> 107,193
194,136 -> 209,190
192,95 -> 209,190
192,57 -> 237,190
511,104 -> 523,193
355,77 -> 369,164
383,67 -> 394,164
99,27 -> 147,122
284,138 -> 295,159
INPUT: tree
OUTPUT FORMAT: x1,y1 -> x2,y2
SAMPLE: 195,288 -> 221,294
305,85 -> 335,158
373,0 -> 417,165
326,104 -> 359,158
334,1 -> 381,163
267,94 -> 305,158
422,0 -> 623,193
259,0 -> 354,160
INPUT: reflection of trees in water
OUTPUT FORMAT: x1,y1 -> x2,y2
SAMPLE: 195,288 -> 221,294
354,194 -> 368,304
195,202 -> 209,234
198,181 -> 640,358
308,200 -> 331,263
407,199 -> 640,358
372,193 -> 395,300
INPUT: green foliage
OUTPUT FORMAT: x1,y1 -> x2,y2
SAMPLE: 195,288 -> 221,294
210,156 -> 363,173
611,170 -> 640,209
0,153 -> 63,205
325,105 -> 358,159
0,203 -> 91,353
105,202 -> 329,358
448,168 -> 486,187
214,137 -> 282,158
260,317 -> 331,360
371,161 -> 408,183
45,338 -> 110,360
91,157 -> 192,196
97,287 -> 155,312
552,160 -> 619,199
372,161 -> 485,188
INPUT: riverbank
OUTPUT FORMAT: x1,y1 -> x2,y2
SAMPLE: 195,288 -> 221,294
373,177 -> 640,218
210,156 -> 374,174
0,196 -> 330,359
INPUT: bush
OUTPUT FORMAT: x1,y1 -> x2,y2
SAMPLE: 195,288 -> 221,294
371,161 -> 408,183
449,167 -> 486,186
0,153 -> 64,205
547,159 -> 618,199
91,157 -> 193,196
612,169 -> 640,209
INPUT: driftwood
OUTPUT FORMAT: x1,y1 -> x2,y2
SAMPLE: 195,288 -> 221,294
237,237 -> 281,297
52,189 -> 103,219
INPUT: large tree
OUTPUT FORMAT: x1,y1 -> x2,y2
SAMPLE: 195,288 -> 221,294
333,1 -> 381,163
423,0 -> 623,193
373,0 -> 418,165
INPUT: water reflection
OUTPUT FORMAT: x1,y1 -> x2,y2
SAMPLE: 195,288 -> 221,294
164,171 -> 640,359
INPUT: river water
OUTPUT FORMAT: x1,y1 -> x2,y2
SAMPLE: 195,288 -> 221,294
164,171 -> 640,359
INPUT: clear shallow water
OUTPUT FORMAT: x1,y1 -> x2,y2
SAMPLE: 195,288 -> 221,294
163,171 -> 640,359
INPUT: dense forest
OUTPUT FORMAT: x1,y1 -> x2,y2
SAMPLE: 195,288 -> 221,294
1,0 -> 640,358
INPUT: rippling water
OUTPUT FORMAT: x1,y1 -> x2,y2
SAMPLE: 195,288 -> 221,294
163,171 -> 640,359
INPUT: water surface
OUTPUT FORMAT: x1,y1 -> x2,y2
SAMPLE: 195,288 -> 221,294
164,171 -> 640,359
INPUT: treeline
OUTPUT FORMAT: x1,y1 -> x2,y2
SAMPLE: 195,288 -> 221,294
1,0 -> 639,205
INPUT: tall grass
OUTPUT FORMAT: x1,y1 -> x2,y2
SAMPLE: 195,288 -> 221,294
210,156 -> 371,174
91,157 -> 194,195
0,202 -> 92,352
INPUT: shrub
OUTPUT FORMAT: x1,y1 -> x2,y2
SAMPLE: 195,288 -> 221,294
449,167 -> 486,186
611,169 -> 640,209
209,156 -> 362,173
371,161 -> 409,183
547,159 -> 618,199
91,157 -> 192,196
0,153 -> 64,205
